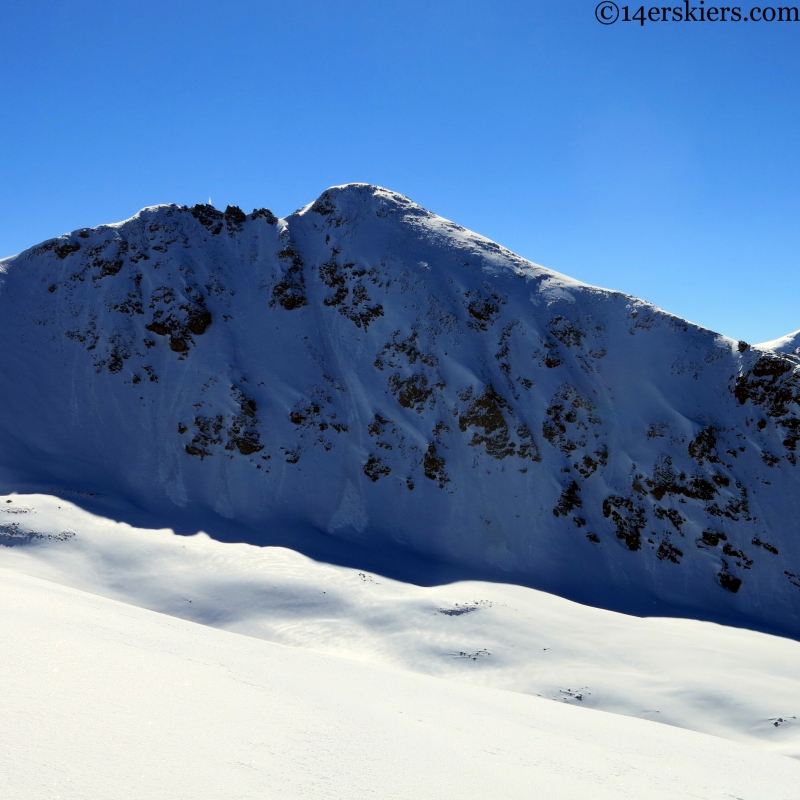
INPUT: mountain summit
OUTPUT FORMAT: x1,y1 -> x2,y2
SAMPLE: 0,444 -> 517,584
1,184 -> 798,634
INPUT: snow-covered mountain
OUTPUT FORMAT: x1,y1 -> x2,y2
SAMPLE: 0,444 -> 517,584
1,184 -> 799,636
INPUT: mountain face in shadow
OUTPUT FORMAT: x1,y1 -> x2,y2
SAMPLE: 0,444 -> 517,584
1,184 -> 798,635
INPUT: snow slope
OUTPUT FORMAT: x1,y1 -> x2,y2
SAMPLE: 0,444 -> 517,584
1,184 -> 799,637
2,491 -> 799,759
758,329 -> 800,355
2,565 -> 799,800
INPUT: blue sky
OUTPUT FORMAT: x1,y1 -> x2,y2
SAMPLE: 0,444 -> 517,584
1,0 -> 798,343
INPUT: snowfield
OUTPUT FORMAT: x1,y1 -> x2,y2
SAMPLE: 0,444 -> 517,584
2,565 -> 799,800
1,491 -> 799,764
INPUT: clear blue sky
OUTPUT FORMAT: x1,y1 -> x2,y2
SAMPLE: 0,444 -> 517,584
1,0 -> 798,343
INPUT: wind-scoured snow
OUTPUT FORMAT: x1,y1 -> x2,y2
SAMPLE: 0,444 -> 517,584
0,183 -> 799,638
2,565 -> 799,799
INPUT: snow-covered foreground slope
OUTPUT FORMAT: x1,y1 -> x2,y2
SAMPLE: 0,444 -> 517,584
3,491 -> 799,760
1,182 -> 799,633
2,567 -> 799,800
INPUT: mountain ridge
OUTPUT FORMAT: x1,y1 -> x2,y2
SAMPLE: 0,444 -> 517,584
1,183 -> 798,636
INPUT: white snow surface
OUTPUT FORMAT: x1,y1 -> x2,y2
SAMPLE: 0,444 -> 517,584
757,329 -> 800,355
2,491 -> 799,762
2,564 -> 800,800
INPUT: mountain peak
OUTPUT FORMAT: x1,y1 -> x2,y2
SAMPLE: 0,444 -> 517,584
299,183 -> 419,218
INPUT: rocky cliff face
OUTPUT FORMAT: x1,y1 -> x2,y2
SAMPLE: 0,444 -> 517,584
1,184 -> 798,634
